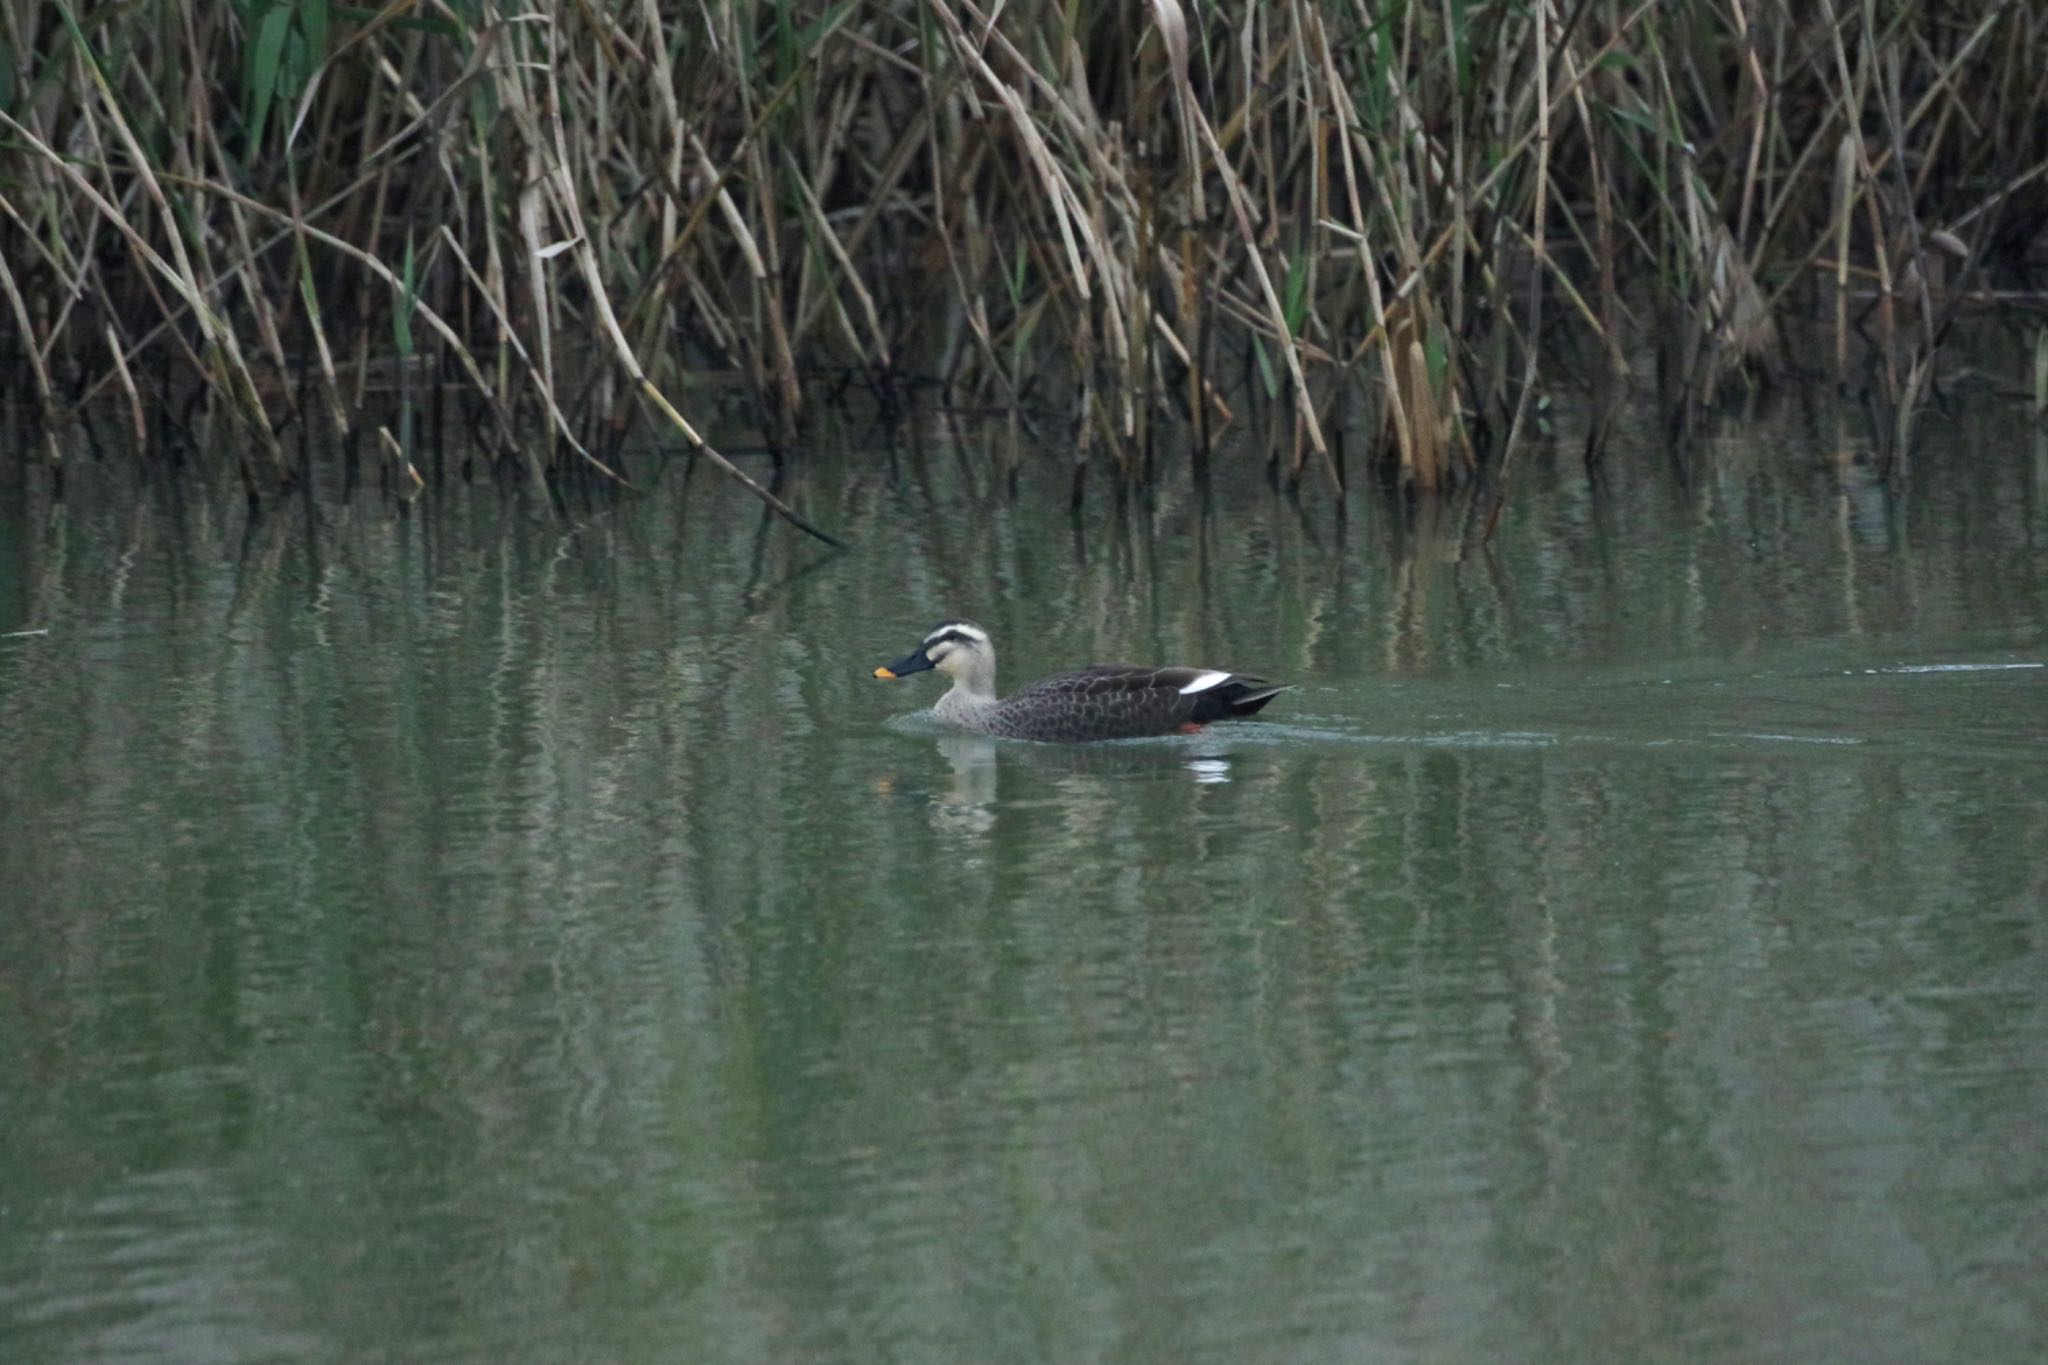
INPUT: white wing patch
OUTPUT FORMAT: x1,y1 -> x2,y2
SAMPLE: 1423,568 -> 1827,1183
1178,670 -> 1232,695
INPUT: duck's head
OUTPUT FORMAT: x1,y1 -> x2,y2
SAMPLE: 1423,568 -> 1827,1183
874,620 -> 994,685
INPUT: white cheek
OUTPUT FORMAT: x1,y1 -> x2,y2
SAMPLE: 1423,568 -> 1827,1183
1179,671 -> 1232,695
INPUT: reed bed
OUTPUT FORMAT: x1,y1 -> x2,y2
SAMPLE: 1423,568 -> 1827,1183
2,1 -> 2044,541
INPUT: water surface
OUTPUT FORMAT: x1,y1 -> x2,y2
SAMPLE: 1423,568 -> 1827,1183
3,399 -> 2045,1362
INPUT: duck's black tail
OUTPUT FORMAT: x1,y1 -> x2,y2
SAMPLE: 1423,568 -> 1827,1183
1192,677 -> 1288,724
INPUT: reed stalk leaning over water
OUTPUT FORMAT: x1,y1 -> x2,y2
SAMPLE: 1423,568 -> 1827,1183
0,2 -> 2042,536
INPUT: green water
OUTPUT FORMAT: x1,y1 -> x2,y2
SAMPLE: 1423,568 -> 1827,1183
2,401 -> 2045,1363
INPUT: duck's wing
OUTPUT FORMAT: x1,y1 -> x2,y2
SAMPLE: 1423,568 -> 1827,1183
998,666 -> 1287,740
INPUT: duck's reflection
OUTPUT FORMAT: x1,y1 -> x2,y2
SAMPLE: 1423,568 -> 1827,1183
930,734 -> 999,832
915,733 -> 1236,828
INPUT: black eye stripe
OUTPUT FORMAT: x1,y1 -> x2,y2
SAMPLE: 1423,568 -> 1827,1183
924,630 -> 982,652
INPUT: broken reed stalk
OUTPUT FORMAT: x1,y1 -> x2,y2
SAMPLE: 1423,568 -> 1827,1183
1485,0 -> 1553,546
1,0 -> 2044,535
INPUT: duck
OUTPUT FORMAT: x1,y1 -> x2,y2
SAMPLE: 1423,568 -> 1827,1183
873,619 -> 1287,742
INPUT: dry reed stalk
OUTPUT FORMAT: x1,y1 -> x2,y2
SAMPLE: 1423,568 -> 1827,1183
4,0 -> 2045,525
1146,0 -> 1205,226
746,141 -> 804,430
376,423 -> 424,497
1196,105 -> 1335,490
55,27 -> 287,483
1386,297 -> 1444,492
0,248 -> 63,466
102,322 -> 147,452
930,7 -> 1094,310
345,105 -> 398,412
1833,132 -> 1858,385
205,120 -> 296,429
189,187 -> 516,427
544,102 -> 845,544
1557,26 -> 1628,394
1311,17 -> 1424,484
1728,0 -> 1770,250
284,177 -> 352,438
1,112 -> 217,370
501,24 -> 564,472
1485,0 -> 1553,544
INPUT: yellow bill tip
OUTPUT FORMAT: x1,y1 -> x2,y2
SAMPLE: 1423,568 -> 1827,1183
873,666 -> 898,680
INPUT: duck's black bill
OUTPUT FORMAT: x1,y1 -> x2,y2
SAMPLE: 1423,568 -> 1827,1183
873,649 -> 933,680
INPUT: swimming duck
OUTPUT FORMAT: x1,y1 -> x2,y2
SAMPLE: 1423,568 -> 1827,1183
873,620 -> 1287,742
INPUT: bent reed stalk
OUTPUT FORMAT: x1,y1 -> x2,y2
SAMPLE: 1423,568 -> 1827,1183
1,1 -> 2043,538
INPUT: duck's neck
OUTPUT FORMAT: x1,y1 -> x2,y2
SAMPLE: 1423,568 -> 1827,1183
933,657 -> 999,723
